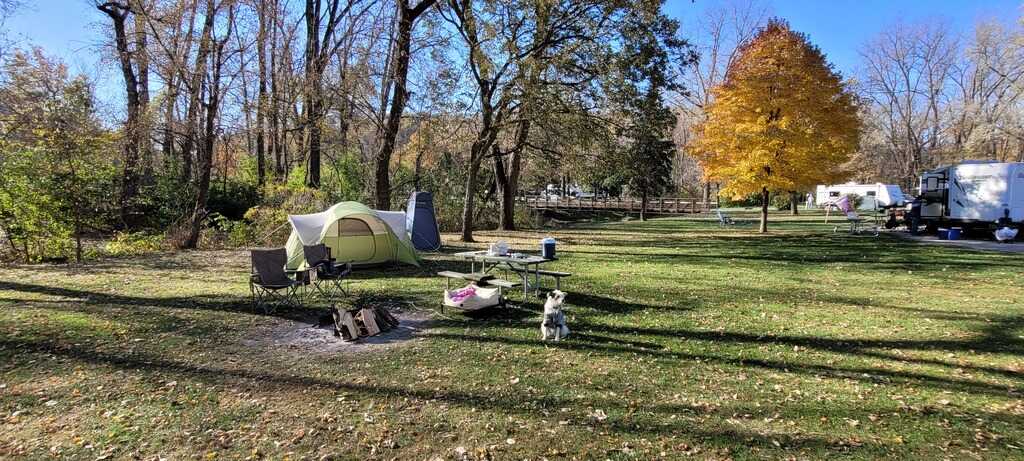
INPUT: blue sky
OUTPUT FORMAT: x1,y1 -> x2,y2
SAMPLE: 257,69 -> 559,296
4,0 -> 1022,101
5,1 -> 104,73
666,0 -> 1021,76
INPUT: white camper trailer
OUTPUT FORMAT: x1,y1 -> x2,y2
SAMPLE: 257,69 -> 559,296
815,183 -> 906,210
918,161 -> 1024,227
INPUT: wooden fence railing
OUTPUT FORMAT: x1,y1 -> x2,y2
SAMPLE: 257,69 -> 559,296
523,196 -> 713,214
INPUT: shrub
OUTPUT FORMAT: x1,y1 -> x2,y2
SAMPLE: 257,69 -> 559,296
207,179 -> 260,220
772,193 -> 801,211
207,213 -> 255,248
322,154 -> 367,203
243,185 -> 332,247
720,194 -> 761,208
105,231 -> 166,257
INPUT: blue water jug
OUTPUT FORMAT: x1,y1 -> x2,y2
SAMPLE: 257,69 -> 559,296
541,237 -> 556,259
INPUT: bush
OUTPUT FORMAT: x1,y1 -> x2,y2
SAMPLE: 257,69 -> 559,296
243,185 -> 332,246
286,154 -> 368,204
202,213 -> 255,248
322,154 -> 367,203
207,179 -> 260,220
105,231 -> 166,257
772,193 -> 800,211
136,173 -> 195,231
720,193 -> 761,208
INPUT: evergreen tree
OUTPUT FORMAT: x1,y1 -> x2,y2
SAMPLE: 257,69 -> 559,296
604,5 -> 691,220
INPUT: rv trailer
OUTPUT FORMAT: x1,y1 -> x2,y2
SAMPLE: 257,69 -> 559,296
917,161 -> 1024,229
815,183 -> 906,210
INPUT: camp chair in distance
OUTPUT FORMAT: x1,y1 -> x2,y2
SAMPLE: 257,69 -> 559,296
716,209 -> 736,227
303,244 -> 352,299
250,248 -> 303,312
832,211 -> 879,236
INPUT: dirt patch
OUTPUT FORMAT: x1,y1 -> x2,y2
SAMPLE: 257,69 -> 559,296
244,307 -> 435,355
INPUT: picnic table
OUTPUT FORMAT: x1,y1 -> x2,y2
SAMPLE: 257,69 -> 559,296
451,250 -> 564,298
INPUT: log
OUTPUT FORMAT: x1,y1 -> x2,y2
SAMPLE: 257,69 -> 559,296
373,305 -> 399,328
332,307 -> 359,341
330,304 -> 400,341
360,308 -> 381,335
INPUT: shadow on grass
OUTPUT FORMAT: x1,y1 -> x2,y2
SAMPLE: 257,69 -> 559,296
0,280 -> 320,323
0,337 -> 902,454
564,233 -> 1022,272
3,272 -> 1019,397
567,291 -> 693,314
422,329 -> 1022,399
561,311 -> 1024,382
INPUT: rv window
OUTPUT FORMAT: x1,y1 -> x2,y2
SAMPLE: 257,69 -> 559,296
926,177 -> 938,190
829,191 -> 840,198
866,191 -> 876,196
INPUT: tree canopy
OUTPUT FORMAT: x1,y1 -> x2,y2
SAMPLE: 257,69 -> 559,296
694,19 -> 860,232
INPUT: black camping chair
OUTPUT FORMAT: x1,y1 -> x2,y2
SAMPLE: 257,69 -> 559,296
302,244 -> 352,299
250,248 -> 304,312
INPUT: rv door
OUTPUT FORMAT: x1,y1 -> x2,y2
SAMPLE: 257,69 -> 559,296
918,170 -> 948,219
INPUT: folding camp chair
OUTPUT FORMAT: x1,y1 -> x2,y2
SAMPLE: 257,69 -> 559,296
250,248 -> 304,313
716,210 -> 752,227
716,209 -> 735,227
303,244 -> 352,299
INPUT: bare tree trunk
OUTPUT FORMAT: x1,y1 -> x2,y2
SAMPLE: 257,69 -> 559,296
74,211 -> 82,263
461,147 -> 483,242
133,4 -> 151,180
640,190 -> 648,221
495,113 -> 528,231
493,147 -> 519,231
181,0 -> 225,249
759,187 -> 769,233
161,72 -> 177,171
337,62 -> 351,152
270,0 -> 283,178
97,1 -> 145,227
790,191 -> 799,215
302,0 -> 351,189
374,0 -> 436,209
255,0 -> 268,185
304,0 -> 322,188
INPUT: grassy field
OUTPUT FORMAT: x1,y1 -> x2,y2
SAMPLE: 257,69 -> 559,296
1,214 -> 1022,460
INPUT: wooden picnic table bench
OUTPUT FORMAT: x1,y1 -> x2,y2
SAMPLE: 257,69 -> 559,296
437,271 -> 521,290
507,267 -> 572,290
450,250 -> 569,298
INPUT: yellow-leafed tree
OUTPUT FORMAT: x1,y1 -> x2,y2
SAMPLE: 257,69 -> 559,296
694,20 -> 860,232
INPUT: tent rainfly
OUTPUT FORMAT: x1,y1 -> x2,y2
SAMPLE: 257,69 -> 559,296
373,210 -> 411,245
284,202 -> 420,270
406,192 -> 442,251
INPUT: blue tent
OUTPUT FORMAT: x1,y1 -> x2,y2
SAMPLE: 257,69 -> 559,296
406,192 -> 442,251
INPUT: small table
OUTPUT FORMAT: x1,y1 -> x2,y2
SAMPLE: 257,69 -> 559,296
452,250 -> 554,298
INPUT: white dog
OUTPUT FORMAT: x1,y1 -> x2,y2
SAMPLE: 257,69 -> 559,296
541,290 -> 569,341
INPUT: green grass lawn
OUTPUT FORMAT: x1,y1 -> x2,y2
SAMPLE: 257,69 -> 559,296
1,215 -> 1022,460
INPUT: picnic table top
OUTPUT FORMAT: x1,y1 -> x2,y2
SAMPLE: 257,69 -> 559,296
452,250 -> 553,265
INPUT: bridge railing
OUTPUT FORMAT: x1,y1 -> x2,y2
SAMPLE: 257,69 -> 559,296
522,196 -> 713,214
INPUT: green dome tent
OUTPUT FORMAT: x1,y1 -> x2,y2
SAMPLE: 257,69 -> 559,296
284,202 -> 420,270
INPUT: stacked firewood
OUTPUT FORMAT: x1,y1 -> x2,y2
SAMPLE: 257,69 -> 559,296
331,304 -> 399,341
